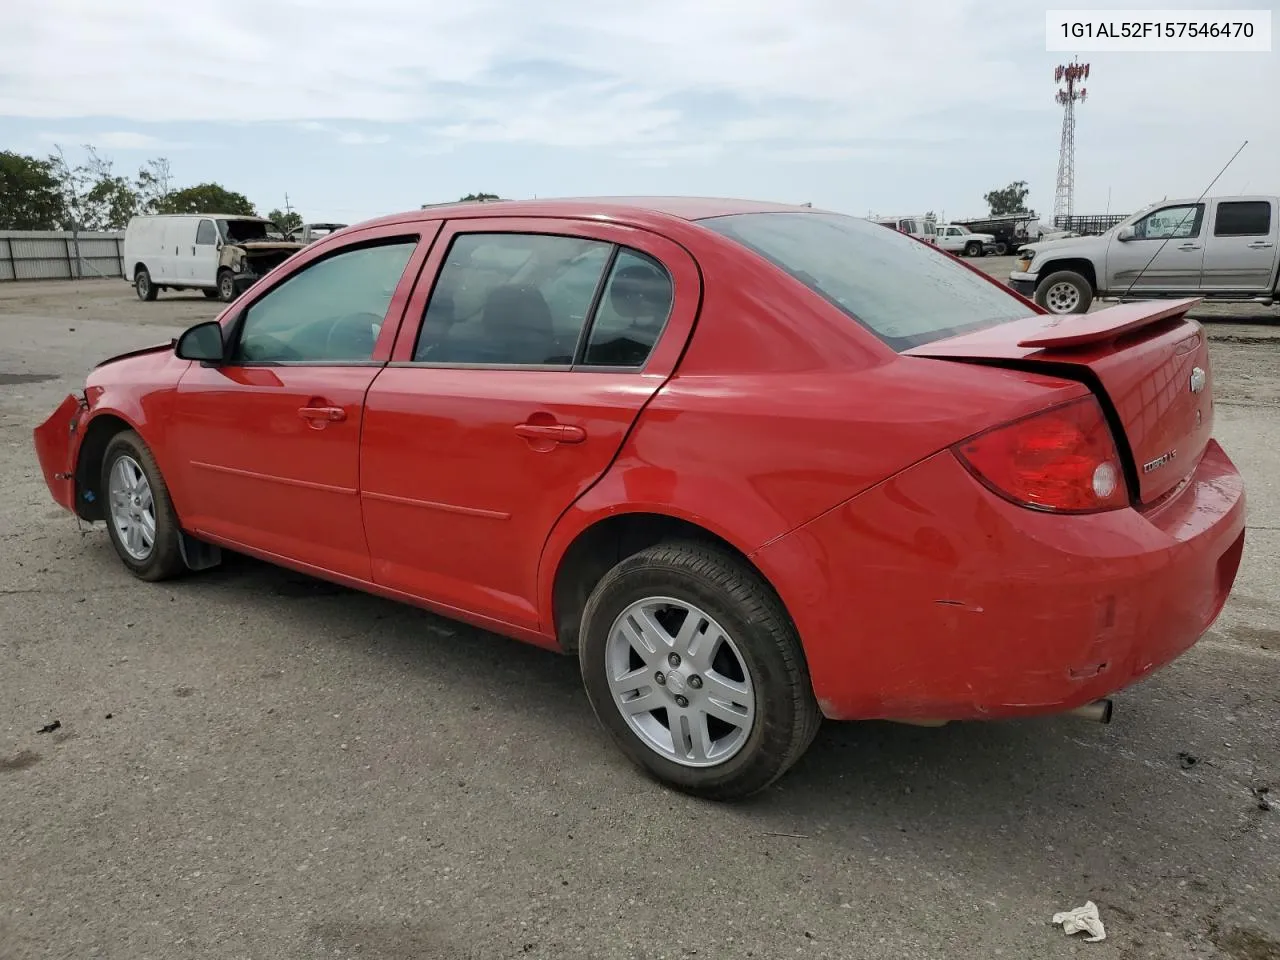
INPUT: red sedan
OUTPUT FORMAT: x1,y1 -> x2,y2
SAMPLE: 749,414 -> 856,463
33,198 -> 1246,799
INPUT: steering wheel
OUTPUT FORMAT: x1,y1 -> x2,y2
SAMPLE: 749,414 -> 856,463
322,311 -> 385,360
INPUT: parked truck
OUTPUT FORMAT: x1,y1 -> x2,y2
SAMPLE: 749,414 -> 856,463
951,213 -> 1044,256
1010,195 -> 1280,314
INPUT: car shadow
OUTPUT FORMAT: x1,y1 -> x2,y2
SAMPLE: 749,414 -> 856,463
152,549 -> 1278,901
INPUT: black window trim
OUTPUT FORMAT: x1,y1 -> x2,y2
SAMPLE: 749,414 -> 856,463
225,233 -> 421,367
402,231 -> 674,374
1212,199 -> 1273,238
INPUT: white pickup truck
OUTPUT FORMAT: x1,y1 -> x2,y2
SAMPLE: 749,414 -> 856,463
1010,195 -> 1280,314
934,224 -> 995,257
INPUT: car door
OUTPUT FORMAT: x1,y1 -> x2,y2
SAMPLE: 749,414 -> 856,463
1104,202 -> 1206,293
170,222 -> 438,579
1201,199 -> 1277,293
360,217 -> 701,631
191,218 -> 220,287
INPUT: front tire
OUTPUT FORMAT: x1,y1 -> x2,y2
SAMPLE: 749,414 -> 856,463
579,540 -> 821,800
964,241 -> 982,257
1035,270 -> 1094,314
101,431 -> 185,581
217,269 -> 236,303
135,267 -> 158,302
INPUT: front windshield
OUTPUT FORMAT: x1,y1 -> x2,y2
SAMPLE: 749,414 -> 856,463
217,218 -> 276,242
701,211 -> 1035,351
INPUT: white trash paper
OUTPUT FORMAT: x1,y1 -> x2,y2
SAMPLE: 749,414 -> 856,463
1052,901 -> 1107,942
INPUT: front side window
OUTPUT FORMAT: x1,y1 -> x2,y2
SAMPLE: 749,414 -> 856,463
1213,200 -> 1272,237
701,211 -> 1034,351
233,239 -> 417,363
1133,204 -> 1203,240
414,233 -> 611,365
195,220 -> 217,245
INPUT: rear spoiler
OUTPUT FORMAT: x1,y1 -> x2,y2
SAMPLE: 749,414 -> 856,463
904,298 -> 1202,360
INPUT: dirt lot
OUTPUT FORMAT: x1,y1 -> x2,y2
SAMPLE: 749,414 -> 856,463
2,277 -> 1278,960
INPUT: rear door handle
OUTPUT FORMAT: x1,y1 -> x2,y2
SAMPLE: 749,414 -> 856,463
1246,241 -> 1274,248
1177,243 -> 1202,250
298,405 -> 346,422
514,423 -> 586,444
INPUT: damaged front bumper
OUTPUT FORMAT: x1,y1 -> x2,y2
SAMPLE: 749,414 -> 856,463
32,393 -> 88,513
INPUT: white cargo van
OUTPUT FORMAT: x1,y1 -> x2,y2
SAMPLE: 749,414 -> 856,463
122,214 -> 304,303
870,215 -> 937,244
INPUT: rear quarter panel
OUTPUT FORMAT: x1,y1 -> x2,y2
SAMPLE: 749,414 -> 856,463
539,224 -> 1091,626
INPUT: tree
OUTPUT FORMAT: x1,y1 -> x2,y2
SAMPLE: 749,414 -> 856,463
0,151 -> 66,229
47,145 -> 140,231
134,158 -> 173,215
459,192 -> 501,202
984,181 -> 1032,216
267,208 -> 303,234
159,183 -> 257,216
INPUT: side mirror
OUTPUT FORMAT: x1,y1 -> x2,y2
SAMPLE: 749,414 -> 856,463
1116,226 -> 1136,242
175,320 -> 226,363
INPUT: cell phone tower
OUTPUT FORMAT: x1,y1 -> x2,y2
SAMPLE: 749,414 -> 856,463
1053,59 -> 1089,223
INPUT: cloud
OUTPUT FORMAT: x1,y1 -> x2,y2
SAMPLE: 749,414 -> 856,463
0,0 -> 1274,212
296,121 -> 391,145
35,129 -> 188,150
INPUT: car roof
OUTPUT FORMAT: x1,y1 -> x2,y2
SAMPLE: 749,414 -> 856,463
360,196 -> 824,231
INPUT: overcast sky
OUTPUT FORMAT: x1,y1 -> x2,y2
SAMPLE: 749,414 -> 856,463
1,0 -> 1275,225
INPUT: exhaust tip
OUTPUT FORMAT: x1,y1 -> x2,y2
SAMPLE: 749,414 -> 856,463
1067,698 -> 1114,724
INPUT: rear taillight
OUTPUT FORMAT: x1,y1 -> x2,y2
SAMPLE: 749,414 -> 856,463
953,396 -> 1128,513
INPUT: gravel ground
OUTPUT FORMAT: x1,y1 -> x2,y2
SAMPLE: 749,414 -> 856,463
1,277 -> 1278,960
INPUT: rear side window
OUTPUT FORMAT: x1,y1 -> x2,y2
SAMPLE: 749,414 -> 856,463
415,233 -> 610,365
701,212 -> 1033,351
1213,201 -> 1272,237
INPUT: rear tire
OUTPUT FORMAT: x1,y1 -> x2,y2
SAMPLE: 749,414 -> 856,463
579,540 -> 821,801
994,241 -> 1009,256
134,267 -> 158,302
217,269 -> 236,303
100,431 -> 185,582
1035,270 -> 1094,314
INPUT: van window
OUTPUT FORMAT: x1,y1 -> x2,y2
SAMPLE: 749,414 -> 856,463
701,211 -> 1034,351
195,220 -> 218,245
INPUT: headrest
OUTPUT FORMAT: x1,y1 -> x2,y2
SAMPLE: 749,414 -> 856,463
609,263 -> 671,320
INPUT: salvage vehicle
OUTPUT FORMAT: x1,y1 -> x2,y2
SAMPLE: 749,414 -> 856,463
871,214 -> 937,243
934,223 -> 994,257
1011,195 -> 1280,314
123,214 -> 305,304
292,222 -> 349,245
35,198 -> 1246,800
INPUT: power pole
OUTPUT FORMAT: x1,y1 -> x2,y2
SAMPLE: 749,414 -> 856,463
284,193 -> 293,218
1053,59 -> 1089,227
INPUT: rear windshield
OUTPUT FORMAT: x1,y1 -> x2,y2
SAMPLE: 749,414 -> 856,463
700,211 -> 1034,350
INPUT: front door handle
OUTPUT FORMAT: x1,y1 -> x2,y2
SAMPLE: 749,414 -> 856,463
1177,244 -> 1202,251
1246,241 -> 1274,248
514,422 -> 586,444
298,405 -> 346,422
